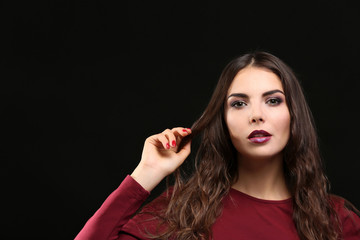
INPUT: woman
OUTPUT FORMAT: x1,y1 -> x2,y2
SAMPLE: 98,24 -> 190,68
75,52 -> 360,240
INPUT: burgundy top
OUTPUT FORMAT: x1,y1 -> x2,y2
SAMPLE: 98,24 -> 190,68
75,175 -> 360,240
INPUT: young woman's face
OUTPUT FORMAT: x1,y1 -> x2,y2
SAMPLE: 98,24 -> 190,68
224,67 -> 291,161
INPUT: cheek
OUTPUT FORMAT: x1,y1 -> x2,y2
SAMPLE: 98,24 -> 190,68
225,112 -> 247,139
276,110 -> 291,139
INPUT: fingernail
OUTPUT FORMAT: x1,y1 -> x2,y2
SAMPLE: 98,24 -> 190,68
166,143 -> 170,149
182,129 -> 188,132
172,140 -> 176,147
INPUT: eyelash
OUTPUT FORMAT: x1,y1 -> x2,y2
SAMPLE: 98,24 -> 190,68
230,97 -> 283,108
230,100 -> 247,108
266,97 -> 283,105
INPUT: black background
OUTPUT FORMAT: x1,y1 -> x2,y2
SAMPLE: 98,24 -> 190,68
2,1 -> 360,239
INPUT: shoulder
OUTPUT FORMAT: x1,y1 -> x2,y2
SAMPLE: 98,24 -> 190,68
330,195 -> 360,239
330,195 -> 359,218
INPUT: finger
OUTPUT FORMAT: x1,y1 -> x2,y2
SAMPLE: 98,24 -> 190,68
156,132 -> 171,149
172,127 -> 192,144
168,127 -> 191,152
157,127 -> 192,151
171,127 -> 192,137
177,139 -> 192,159
162,129 -> 177,149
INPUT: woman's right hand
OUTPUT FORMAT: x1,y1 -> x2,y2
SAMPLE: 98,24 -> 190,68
130,127 -> 192,192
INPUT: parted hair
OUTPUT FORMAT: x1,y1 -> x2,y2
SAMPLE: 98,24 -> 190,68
144,51 -> 344,240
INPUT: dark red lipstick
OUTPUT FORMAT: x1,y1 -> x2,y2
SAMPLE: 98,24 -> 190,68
248,130 -> 272,144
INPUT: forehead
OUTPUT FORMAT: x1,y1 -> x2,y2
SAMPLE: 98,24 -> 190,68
227,67 -> 283,95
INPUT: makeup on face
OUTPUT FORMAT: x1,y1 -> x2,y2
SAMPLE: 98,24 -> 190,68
248,130 -> 272,144
227,89 -> 285,110
224,67 -> 291,160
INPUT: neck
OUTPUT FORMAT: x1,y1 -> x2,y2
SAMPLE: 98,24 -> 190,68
232,153 -> 290,200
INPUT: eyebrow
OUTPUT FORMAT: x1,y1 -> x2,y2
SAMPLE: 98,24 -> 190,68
227,89 -> 285,99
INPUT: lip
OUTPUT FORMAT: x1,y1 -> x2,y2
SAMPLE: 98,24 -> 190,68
248,130 -> 272,144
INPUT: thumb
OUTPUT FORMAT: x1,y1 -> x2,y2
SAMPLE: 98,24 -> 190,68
177,139 -> 191,159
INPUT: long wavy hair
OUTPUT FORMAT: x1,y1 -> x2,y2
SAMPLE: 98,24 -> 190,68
145,51 -> 343,240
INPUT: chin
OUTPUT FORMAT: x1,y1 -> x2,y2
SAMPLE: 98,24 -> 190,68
237,148 -> 284,161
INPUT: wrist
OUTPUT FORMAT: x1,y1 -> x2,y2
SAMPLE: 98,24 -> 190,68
130,165 -> 166,192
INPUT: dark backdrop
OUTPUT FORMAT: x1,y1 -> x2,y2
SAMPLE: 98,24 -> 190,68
2,1 -> 360,239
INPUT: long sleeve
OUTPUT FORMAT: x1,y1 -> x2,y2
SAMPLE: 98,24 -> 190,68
331,196 -> 360,240
75,175 -> 150,240
341,206 -> 360,240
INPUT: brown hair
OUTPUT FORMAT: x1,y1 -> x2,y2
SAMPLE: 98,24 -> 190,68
145,51 -> 342,239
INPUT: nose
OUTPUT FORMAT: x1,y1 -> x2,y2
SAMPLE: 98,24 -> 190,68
249,104 -> 264,124
250,116 -> 264,123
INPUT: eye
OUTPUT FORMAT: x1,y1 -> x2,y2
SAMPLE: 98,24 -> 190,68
266,97 -> 283,106
230,100 -> 247,108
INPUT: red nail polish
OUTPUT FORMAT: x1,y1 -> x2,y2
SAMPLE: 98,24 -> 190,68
172,140 -> 176,147
166,143 -> 170,149
182,129 -> 188,132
